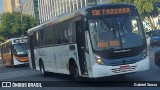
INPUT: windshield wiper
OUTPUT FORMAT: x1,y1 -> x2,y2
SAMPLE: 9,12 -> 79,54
101,19 -> 117,39
116,16 -> 129,36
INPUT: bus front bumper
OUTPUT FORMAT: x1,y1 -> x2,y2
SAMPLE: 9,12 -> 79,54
91,56 -> 150,78
13,58 -> 29,65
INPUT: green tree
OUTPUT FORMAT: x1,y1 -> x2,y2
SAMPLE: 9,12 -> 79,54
111,0 -> 160,30
0,12 -> 36,40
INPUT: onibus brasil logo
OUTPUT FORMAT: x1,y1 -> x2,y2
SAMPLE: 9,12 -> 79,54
2,82 -> 42,87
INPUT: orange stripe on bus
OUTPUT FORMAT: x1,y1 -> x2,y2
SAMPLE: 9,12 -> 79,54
13,56 -> 28,62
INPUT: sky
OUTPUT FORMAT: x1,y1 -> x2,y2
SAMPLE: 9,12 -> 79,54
0,0 -> 3,14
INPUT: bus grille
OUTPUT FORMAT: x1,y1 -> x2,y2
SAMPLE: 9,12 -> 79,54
106,50 -> 140,59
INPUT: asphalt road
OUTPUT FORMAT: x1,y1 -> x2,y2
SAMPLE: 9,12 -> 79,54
0,47 -> 160,90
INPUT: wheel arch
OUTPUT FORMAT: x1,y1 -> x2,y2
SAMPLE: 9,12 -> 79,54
39,58 -> 43,70
69,58 -> 77,74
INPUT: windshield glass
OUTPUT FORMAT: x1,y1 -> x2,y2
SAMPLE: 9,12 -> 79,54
13,43 -> 28,55
89,16 -> 145,51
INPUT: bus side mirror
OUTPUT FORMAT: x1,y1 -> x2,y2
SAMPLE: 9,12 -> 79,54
83,21 -> 89,31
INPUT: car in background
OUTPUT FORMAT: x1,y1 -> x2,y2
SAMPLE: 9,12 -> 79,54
154,49 -> 160,67
149,30 -> 160,47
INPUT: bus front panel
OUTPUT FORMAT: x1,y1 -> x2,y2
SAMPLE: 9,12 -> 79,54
85,4 -> 149,78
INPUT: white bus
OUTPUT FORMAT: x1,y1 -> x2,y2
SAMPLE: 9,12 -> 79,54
28,4 -> 149,80
0,37 -> 28,67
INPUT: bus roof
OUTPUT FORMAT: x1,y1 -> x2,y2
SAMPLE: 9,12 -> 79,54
87,3 -> 135,9
0,37 -> 27,46
28,3 -> 136,34
28,7 -> 87,34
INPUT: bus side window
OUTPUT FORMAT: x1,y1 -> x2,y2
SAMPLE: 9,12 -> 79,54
69,22 -> 76,43
62,20 -> 76,44
55,23 -> 63,44
63,29 -> 69,43
8,44 -> 11,53
63,22 -> 69,43
40,29 -> 45,46
33,31 -> 39,47
53,27 -> 56,45
6,44 -> 9,54
85,32 -> 89,52
13,45 -> 17,55
45,26 -> 53,45
63,21 -> 70,44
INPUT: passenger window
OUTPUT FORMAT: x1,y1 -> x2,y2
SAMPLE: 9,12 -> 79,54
63,21 -> 75,44
55,24 -> 63,44
45,26 -> 53,45
40,29 -> 45,46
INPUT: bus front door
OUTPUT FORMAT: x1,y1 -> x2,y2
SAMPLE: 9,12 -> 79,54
76,20 -> 88,76
29,35 -> 36,69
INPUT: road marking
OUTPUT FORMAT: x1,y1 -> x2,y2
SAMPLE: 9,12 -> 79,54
0,70 -> 39,80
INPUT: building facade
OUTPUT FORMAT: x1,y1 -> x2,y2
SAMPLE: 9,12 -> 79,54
3,0 -> 20,13
13,0 -> 110,24
14,0 -> 40,24
38,0 -> 111,24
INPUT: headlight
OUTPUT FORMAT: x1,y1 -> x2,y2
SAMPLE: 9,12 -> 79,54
142,48 -> 147,59
97,59 -> 103,65
95,55 -> 103,65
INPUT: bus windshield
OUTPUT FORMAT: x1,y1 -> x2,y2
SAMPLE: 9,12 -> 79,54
89,16 -> 145,51
13,43 -> 28,56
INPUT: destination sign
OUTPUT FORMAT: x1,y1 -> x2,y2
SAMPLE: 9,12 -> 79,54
14,39 -> 27,43
91,8 -> 131,16
97,40 -> 120,48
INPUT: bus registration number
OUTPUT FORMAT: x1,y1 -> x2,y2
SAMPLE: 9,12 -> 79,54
112,65 -> 137,73
120,65 -> 129,71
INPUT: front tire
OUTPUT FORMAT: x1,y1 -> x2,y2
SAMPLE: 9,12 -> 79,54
70,63 -> 82,81
40,61 -> 48,77
155,55 -> 160,66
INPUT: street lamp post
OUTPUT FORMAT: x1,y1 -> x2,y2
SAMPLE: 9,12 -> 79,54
20,0 -> 24,37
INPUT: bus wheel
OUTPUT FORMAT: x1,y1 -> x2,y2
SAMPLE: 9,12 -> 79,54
40,61 -> 48,77
155,55 -> 160,67
72,64 -> 82,81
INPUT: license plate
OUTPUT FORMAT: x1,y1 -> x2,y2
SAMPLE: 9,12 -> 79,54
111,65 -> 137,73
120,65 -> 129,71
